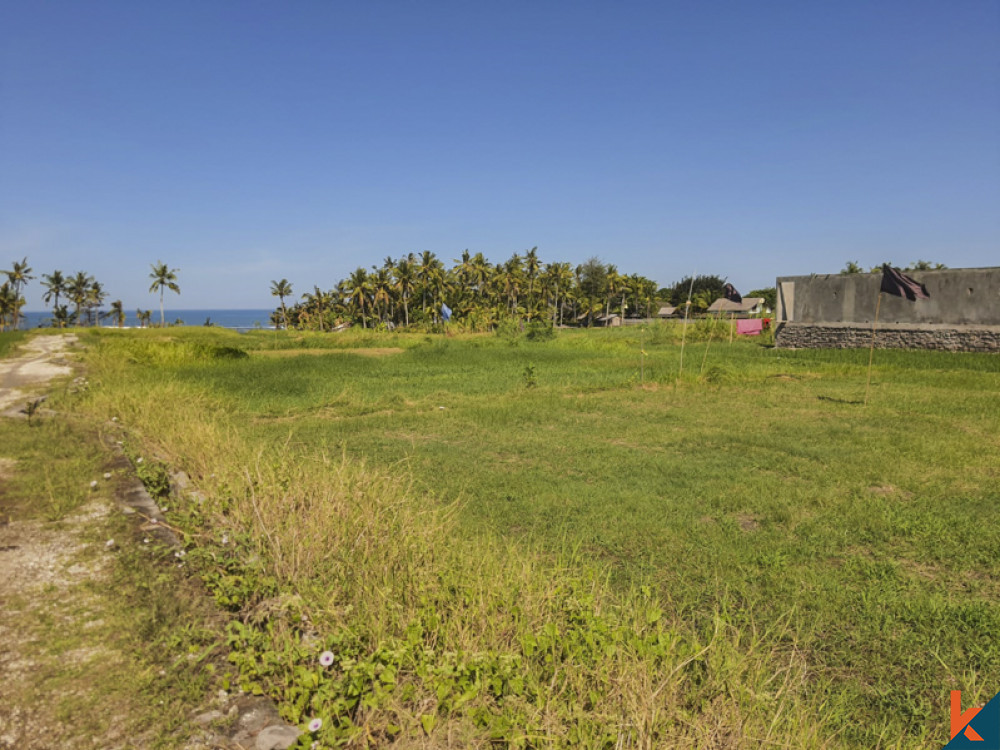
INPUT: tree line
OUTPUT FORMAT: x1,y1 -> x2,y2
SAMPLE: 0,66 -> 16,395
0,258 -> 181,331
271,249 -> 768,332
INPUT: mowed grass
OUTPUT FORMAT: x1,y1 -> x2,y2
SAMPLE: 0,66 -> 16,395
79,325 -> 1000,746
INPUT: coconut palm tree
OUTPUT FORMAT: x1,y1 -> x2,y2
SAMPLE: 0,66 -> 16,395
270,279 -> 293,329
108,300 -> 125,328
2,257 -> 34,330
85,280 -> 107,326
545,262 -> 574,326
524,247 -> 540,320
416,251 -> 445,314
345,267 -> 371,328
136,309 -> 152,328
393,257 -> 416,327
501,254 -> 524,316
50,305 -> 72,329
299,286 -> 330,331
67,271 -> 93,326
41,270 -> 67,326
0,283 -> 16,331
148,261 -> 180,327
370,267 -> 393,325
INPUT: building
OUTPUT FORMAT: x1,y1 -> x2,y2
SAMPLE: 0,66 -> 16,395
774,267 -> 1000,352
707,297 -> 767,316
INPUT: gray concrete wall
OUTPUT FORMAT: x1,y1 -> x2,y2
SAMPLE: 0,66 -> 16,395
776,267 -> 1000,326
774,267 -> 1000,352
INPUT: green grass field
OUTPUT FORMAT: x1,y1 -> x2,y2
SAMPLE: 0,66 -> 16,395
68,325 -> 999,748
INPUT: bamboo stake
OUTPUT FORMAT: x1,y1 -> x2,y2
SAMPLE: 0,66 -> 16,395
677,275 -> 696,382
729,313 -> 735,344
639,327 -> 645,385
864,292 -> 883,406
700,311 -> 718,376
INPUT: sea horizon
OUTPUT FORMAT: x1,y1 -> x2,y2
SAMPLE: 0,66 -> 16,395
17,308 -> 276,331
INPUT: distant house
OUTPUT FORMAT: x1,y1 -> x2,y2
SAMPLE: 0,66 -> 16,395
595,314 -> 622,327
657,305 -> 678,318
707,297 -> 767,315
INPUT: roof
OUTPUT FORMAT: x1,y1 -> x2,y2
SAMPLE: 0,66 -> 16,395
707,297 -> 765,313
657,306 -> 678,316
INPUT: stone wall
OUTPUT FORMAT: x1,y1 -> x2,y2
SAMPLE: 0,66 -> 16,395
775,322 -> 1000,352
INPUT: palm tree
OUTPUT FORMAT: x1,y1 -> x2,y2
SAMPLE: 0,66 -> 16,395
300,286 -> 330,331
136,309 -> 152,328
393,257 -> 416,327
524,247 -> 540,320
370,267 -> 393,325
149,261 -> 180,327
41,270 -> 67,326
345,267 -> 370,328
50,305 -> 72,329
109,300 -> 125,328
67,271 -> 93,326
0,283 -> 16,331
85,280 -> 107,326
2,257 -> 34,330
417,251 -> 444,314
270,279 -> 293,329
502,254 -> 524,317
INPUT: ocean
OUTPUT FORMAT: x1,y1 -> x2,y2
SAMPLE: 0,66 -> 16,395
17,309 -> 276,331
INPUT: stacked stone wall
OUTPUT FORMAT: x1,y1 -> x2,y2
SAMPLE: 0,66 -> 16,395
775,323 -> 1000,352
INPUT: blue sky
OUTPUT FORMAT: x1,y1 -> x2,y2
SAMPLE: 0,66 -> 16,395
3,0 -> 998,310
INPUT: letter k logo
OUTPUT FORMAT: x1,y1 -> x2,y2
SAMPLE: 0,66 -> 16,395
953,691 -> 985,742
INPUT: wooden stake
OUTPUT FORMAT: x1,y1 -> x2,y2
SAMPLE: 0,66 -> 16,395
700,311 -> 717,376
640,327 -> 645,385
677,276 -> 696,382
729,313 -> 735,344
864,292 -> 883,406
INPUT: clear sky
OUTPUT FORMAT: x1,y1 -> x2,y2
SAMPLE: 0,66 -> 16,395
3,0 -> 998,311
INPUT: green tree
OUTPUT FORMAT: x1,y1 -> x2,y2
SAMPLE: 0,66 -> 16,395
85,280 -> 107,326
840,261 -> 864,274
108,300 -> 126,328
50,305 -> 73,328
67,271 -> 93,326
370,267 -> 393,325
346,267 -> 371,328
299,286 -> 332,331
270,279 -> 293,329
393,257 -> 416,327
665,275 -> 725,307
2,257 -> 34,330
148,261 -> 180,327
41,270 -> 67,327
524,246 -> 540,320
0,283 -> 19,331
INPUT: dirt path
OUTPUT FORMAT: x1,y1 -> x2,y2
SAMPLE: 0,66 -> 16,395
0,335 -> 298,750
0,334 -> 126,749
0,334 -> 76,416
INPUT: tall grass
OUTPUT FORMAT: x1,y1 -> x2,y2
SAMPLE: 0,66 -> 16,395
75,330 -> 847,747
0,329 -> 27,359
70,327 -> 1000,747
